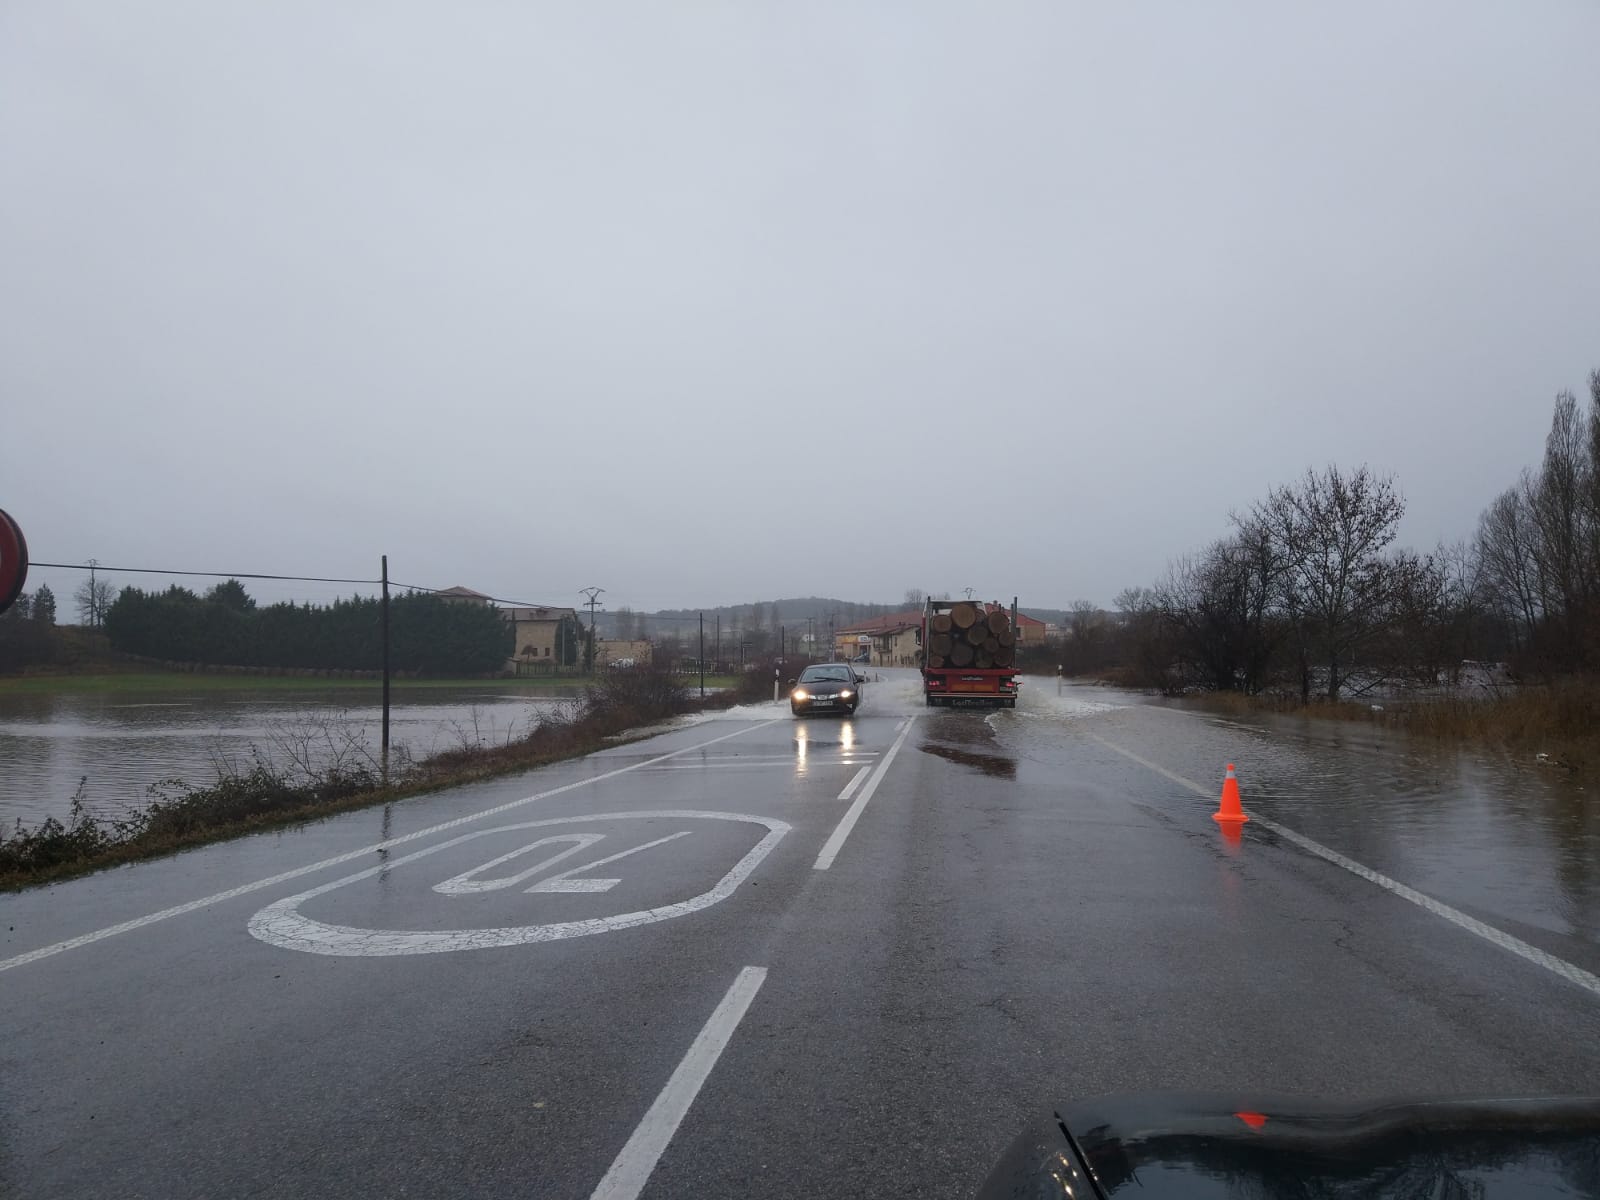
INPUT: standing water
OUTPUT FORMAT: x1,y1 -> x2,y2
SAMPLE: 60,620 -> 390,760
991,676 -> 1600,953
0,684 -> 585,830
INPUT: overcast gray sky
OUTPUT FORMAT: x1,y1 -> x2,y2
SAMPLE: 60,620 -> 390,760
4,2 -> 1597,615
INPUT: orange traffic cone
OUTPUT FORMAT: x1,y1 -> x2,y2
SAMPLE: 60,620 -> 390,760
1212,763 -> 1248,824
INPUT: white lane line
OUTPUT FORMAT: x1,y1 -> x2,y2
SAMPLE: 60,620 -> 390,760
643,763 -> 796,771
1084,730 -> 1600,1000
813,717 -> 917,870
589,965 -> 767,1200
0,720 -> 781,975
837,765 -> 872,802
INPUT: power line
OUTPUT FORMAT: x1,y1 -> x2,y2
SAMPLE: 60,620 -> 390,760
31,562 -> 563,609
387,581 -> 571,611
30,561 -> 382,585
28,560 -> 811,625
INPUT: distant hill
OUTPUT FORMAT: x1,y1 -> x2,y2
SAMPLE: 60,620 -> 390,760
591,597 -> 1079,640
595,596 -> 898,640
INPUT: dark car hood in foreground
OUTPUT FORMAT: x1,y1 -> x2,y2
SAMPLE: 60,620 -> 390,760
979,1093 -> 1600,1199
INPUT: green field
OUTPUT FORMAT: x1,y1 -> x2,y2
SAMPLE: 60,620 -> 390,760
0,671 -> 739,696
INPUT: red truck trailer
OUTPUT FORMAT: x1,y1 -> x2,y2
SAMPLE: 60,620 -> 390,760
920,597 -> 1021,708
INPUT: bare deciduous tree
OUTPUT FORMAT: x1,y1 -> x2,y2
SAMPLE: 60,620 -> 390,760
1156,532 -> 1282,693
1249,465 -> 1403,700
1475,477 -> 1543,647
74,578 -> 117,628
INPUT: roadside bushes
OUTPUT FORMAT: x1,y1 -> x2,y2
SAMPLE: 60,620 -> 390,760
0,666 -> 707,889
584,669 -> 691,726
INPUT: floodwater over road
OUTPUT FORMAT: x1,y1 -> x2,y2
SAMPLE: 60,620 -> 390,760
4,672 -> 1595,960
1002,678 -> 1600,952
0,684 -> 585,830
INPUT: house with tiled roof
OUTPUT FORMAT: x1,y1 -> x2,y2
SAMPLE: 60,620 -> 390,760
437,585 -> 495,604
834,610 -> 924,664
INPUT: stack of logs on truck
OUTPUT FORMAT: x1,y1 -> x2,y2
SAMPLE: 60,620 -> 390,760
921,598 -> 1021,708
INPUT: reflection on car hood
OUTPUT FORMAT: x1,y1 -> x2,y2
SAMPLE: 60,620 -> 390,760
979,1093 -> 1600,1199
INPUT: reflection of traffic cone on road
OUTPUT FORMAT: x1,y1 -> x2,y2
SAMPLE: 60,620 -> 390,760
1213,763 -> 1248,824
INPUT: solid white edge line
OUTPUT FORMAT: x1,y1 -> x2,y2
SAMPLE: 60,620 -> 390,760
588,965 -> 767,1200
837,765 -> 872,802
1084,730 -> 1600,1000
0,720 -> 782,974
813,717 -> 917,870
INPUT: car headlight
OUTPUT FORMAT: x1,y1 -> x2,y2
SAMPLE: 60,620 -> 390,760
838,689 -> 854,699
793,689 -> 809,701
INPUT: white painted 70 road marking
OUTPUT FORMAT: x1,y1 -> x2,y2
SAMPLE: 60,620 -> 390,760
433,831 -> 693,896
0,719 -> 779,974
247,811 -> 788,957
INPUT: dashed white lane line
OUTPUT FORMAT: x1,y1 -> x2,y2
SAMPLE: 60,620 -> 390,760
837,765 -> 872,802
1084,730 -> 1600,1001
813,717 -> 918,871
589,965 -> 768,1200
0,720 -> 782,975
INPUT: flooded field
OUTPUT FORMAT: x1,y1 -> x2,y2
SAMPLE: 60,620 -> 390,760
0,684 -> 586,830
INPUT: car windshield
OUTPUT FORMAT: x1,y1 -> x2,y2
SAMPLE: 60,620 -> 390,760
800,666 -> 851,683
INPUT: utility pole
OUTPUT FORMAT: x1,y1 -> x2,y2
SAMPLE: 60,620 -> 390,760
715,614 -> 720,672
698,612 -> 705,699
381,554 -> 390,767
579,586 -> 605,674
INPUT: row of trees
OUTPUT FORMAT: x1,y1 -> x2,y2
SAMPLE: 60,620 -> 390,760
1071,371 -> 1600,698
1475,374 -> 1600,671
3,585 -> 58,625
0,585 -> 62,671
105,582 -> 513,675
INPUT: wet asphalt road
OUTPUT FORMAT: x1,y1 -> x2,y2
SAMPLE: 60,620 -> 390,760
4,671 -> 1600,1199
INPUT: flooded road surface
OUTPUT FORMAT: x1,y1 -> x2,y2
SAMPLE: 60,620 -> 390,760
6,669 -> 1600,1200
6,671 -> 1593,963
0,684 -> 585,830
1003,676 -> 1600,955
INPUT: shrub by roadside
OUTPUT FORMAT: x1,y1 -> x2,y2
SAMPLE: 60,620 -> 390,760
0,667 -> 758,890
1181,680 -> 1600,772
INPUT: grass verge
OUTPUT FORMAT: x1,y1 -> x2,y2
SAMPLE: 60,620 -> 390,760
0,668 -> 781,891
1180,680 -> 1600,772
0,671 -> 741,696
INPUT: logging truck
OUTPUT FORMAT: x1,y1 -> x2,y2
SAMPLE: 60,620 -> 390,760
921,597 -> 1021,708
